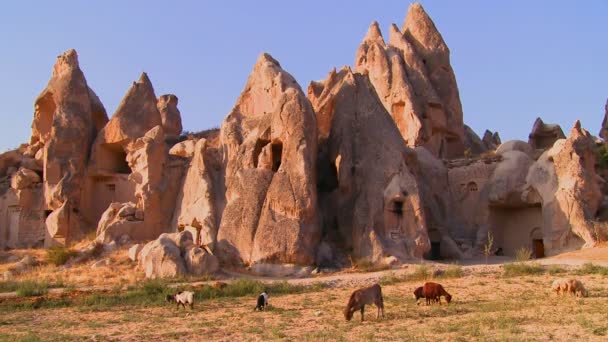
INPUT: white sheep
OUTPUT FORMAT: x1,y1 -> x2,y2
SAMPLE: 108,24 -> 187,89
166,291 -> 195,309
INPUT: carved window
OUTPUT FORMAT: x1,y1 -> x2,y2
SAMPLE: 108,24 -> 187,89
467,181 -> 478,192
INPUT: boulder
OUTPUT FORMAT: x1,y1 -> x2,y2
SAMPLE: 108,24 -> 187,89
96,202 -> 145,243
217,53 -> 320,266
169,139 -> 197,158
157,94 -> 182,139
528,117 -> 565,150
184,246 -> 219,276
128,243 -> 143,261
488,151 -> 534,206
10,168 -> 41,190
308,67 -> 430,264
496,140 -> 534,158
90,259 -> 110,269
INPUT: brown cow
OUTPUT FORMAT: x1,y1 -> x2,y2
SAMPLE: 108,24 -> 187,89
344,284 -> 385,322
413,282 -> 452,305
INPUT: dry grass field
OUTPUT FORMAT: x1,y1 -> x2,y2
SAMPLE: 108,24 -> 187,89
1,256 -> 608,341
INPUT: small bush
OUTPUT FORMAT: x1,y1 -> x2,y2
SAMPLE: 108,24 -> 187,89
410,264 -> 430,281
515,248 -> 532,262
379,272 -> 402,286
547,265 -> 567,275
442,265 -> 464,278
16,281 -> 48,297
576,263 -> 608,276
503,262 -> 544,277
46,246 -> 77,266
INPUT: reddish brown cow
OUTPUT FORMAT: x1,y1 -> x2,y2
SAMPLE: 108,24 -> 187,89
344,284 -> 385,322
413,282 -> 452,305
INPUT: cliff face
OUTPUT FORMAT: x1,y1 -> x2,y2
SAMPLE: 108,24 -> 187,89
1,3 -> 604,275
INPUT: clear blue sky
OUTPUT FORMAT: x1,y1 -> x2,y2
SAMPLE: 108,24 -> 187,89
0,1 -> 606,152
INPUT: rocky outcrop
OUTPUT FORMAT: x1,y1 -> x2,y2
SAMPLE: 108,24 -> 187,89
29,49 -> 108,246
10,168 -> 41,190
172,138 -> 219,249
157,94 -> 182,139
482,130 -> 501,150
217,53 -> 320,266
308,67 -> 430,264
137,231 -> 219,278
528,117 -> 565,150
463,125 -> 487,156
354,3 -> 464,158
600,98 -> 608,141
89,73 -> 162,174
526,121 -> 602,250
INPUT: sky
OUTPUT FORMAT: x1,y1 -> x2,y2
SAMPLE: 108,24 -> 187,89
0,1 -> 606,152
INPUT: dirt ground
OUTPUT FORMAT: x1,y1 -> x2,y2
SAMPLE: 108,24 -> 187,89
1,246 -> 608,341
1,266 -> 608,341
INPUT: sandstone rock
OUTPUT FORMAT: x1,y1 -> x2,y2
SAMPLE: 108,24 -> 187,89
526,121 -> 602,251
599,98 -> 608,141
96,202 -> 145,243
184,246 -> 219,276
3,271 -> 13,281
29,49 -> 105,246
488,151 -> 534,206
10,168 -> 41,190
217,53 -> 320,266
139,234 -> 187,279
463,125 -> 487,156
482,130 -> 501,150
355,12 -> 465,158
0,150 -> 23,177
308,68 -> 429,264
172,139 -> 219,250
20,255 -> 38,267
128,243 -> 143,261
496,140 -> 534,158
157,94 -> 182,139
169,139 -> 197,158
528,117 -> 565,150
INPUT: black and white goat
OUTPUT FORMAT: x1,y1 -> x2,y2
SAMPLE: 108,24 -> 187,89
165,291 -> 194,309
254,292 -> 268,311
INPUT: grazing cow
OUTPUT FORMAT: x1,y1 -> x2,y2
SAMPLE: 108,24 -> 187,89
254,292 -> 269,311
344,284 -> 384,322
165,291 -> 195,309
413,282 -> 452,305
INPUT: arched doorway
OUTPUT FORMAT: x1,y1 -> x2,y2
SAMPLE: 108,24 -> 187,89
530,227 -> 544,258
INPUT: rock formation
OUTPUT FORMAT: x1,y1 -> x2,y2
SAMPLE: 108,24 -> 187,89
528,117 -> 565,150
1,3 -> 606,275
354,3 -> 464,158
157,94 -> 182,139
600,98 -> 608,141
308,67 -> 430,264
216,53 -> 320,266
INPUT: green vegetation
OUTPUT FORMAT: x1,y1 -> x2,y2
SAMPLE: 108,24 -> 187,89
515,247 -> 532,262
45,246 -> 78,266
503,262 -> 544,277
15,280 -> 48,297
576,263 -> 608,276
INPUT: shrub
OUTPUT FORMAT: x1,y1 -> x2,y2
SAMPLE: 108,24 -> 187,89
442,264 -> 464,278
576,263 -> 608,276
515,247 -> 532,262
46,246 -> 77,266
547,265 -> 567,275
16,281 -> 48,297
503,262 -> 544,277
410,264 -> 430,281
